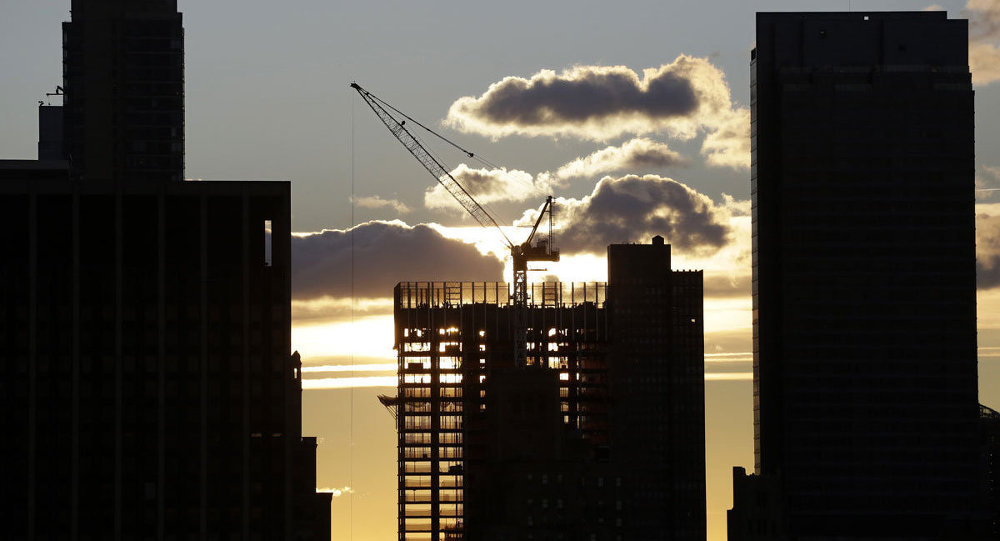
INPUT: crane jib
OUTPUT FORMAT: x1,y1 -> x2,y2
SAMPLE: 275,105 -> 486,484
350,82 -> 560,368
351,83 -> 512,247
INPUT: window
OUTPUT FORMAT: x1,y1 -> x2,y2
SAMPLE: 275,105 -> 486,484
263,219 -> 272,266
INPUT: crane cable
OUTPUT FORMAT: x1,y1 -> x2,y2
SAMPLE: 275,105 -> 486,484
363,88 -> 502,171
349,89 -> 356,541
364,89 -> 545,233
358,85 -> 525,244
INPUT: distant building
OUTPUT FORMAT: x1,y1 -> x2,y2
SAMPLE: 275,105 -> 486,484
63,0 -> 185,181
982,405 -> 1000,537
0,159 -> 69,181
727,467 -> 785,541
735,11 -> 986,539
390,237 -> 706,540
37,105 -> 64,161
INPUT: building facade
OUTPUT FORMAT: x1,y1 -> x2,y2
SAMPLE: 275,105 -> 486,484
737,11 -> 986,539
391,237 -> 705,540
981,405 -> 1000,538
0,178 -> 330,539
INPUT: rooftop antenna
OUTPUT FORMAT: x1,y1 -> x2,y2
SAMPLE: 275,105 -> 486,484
43,86 -> 64,106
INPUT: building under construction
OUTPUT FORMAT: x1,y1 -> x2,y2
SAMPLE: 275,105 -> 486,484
387,236 -> 706,541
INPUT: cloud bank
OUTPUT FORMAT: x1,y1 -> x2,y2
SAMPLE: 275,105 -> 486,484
445,56 -> 749,168
535,174 -> 732,255
425,138 -> 692,209
554,138 -> 687,180
353,195 -> 410,214
978,211 -> 1000,289
967,0 -> 1000,85
291,220 -> 503,300
425,165 -> 546,209
976,165 -> 1000,201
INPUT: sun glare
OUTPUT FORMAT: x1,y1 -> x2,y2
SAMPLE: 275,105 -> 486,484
292,314 -> 395,362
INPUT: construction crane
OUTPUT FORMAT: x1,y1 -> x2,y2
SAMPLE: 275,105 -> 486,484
350,82 -> 559,368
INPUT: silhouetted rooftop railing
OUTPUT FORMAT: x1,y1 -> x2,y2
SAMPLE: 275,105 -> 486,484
395,281 -> 607,309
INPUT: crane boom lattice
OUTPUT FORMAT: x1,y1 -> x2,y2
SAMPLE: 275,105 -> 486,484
351,83 -> 511,246
351,82 -> 558,369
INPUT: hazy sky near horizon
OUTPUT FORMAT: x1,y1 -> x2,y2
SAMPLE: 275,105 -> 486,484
3,1 -> 1000,540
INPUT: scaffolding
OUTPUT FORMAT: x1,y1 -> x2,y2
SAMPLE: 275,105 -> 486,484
392,281 -> 610,541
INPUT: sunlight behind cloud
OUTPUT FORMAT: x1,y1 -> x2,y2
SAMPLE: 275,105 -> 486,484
705,373 -> 753,381
705,352 -> 752,363
428,224 -> 515,261
303,376 -> 397,390
548,253 -> 608,283
704,297 -> 752,334
316,486 -> 354,497
292,315 -> 395,362
301,363 -> 398,373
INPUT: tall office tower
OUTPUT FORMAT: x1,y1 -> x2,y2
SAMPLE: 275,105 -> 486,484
731,11 -> 985,539
390,237 -> 705,541
0,179 -> 331,539
0,1 -> 331,538
63,0 -> 185,181
607,240 -> 706,538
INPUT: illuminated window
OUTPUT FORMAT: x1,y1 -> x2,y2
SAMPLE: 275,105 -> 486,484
263,219 -> 272,267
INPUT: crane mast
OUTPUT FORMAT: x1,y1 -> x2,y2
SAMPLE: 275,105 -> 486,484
351,82 -> 559,368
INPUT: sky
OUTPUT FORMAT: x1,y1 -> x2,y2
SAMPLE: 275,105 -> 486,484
3,1 -> 1000,539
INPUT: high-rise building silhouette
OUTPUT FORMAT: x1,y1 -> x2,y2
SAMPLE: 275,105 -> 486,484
0,1 -> 330,538
63,0 -> 185,182
729,11 -> 986,539
389,237 -> 706,540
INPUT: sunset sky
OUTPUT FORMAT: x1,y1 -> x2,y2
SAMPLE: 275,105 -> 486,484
3,0 -> 1000,539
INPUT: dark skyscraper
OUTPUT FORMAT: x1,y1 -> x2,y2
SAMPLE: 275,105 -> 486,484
731,11 -> 986,539
0,1 -> 330,538
63,0 -> 185,181
390,237 -> 706,540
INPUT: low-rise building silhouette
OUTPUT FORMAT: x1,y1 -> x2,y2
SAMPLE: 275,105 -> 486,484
982,405 -> 1000,537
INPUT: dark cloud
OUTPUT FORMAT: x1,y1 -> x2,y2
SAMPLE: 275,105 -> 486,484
545,174 -> 732,255
978,257 -> 1000,289
470,67 -> 697,127
968,0 -> 1000,43
965,0 -> 1000,85
290,297 -> 394,323
704,274 -> 751,298
978,213 -> 1000,289
446,56 -> 750,167
292,220 -> 504,300
554,138 -> 688,180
